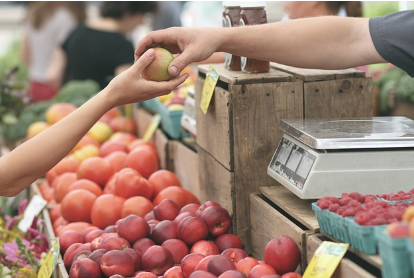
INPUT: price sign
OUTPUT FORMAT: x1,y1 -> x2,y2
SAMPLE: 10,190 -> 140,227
18,195 -> 47,232
142,113 -> 161,142
200,65 -> 220,114
303,241 -> 349,278
37,239 -> 60,278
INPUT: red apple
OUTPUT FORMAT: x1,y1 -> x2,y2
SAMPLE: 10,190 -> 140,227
236,257 -> 259,276
181,253 -> 205,278
200,206 -> 232,236
248,264 -> 277,278
161,239 -> 190,264
151,220 -> 178,244
219,270 -> 247,278
69,258 -> 101,278
221,248 -> 248,265
190,240 -> 220,256
264,236 -> 300,275
177,216 -> 209,245
154,199 -> 180,221
142,245 -> 175,276
207,255 -> 237,276
132,238 -> 155,256
141,47 -> 174,82
101,235 -> 131,251
101,250 -> 135,277
118,214 -> 151,244
164,265 -> 185,278
215,234 -> 243,253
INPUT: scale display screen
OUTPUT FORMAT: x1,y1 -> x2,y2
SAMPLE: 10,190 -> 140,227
269,137 -> 316,189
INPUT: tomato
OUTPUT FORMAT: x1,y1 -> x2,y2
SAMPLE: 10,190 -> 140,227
115,168 -> 153,200
77,157 -> 114,187
108,116 -> 137,134
153,186 -> 199,209
128,139 -> 157,153
49,204 -> 61,224
56,222 -> 94,237
68,179 -> 103,197
121,196 -> 154,218
125,145 -> 159,179
52,157 -> 79,175
61,189 -> 97,223
99,140 -> 129,157
53,172 -> 78,203
91,194 -> 126,229
148,170 -> 182,197
53,216 -> 69,235
105,151 -> 128,173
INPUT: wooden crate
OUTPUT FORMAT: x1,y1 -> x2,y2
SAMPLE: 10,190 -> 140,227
250,192 -> 314,273
307,234 -> 381,278
195,63 -> 372,253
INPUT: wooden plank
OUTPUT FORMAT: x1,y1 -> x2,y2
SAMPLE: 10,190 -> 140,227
57,256 -> 69,278
197,147 -> 234,225
154,128 -> 169,170
270,62 -> 366,82
133,105 -> 153,138
170,141 -> 200,199
195,77 -> 233,170
250,193 -> 306,272
198,63 -> 294,85
260,185 -> 320,232
304,78 -> 373,118
306,234 -> 378,278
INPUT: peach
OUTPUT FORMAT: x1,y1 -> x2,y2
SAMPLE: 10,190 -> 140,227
200,206 -> 232,236
263,275 -> 282,278
215,234 -> 243,253
248,264 -> 277,278
195,201 -> 221,217
177,216 -> 209,245
221,248 -> 248,265
69,258 -> 101,278
100,140 -> 129,157
161,239 -> 189,264
101,250 -> 135,277
264,236 -> 300,275
151,220 -> 178,244
141,47 -> 174,82
132,238 -> 156,256
154,199 -> 180,221
84,229 -> 105,243
101,235 -> 131,251
59,230 -> 83,255
124,248 -> 143,272
142,245 -> 175,276
181,253 -> 205,278
190,240 -> 220,257
117,214 -> 151,244
218,270 -> 247,278
207,255 -> 237,276
281,273 -> 302,278
88,248 -> 108,266
188,270 -> 218,278
194,255 -> 215,272
64,243 -> 91,270
134,272 -> 157,278
236,257 -> 259,276
164,265 -> 185,278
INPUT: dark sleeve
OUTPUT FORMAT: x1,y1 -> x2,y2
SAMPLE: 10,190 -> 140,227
112,39 -> 135,67
369,10 -> 414,77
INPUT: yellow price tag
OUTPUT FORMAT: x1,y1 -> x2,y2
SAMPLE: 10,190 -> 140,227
143,114 -> 161,142
37,239 -> 60,278
303,241 -> 349,278
200,65 -> 220,114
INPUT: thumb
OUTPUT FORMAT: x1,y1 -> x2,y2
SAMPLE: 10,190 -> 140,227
133,48 -> 155,73
168,50 -> 195,77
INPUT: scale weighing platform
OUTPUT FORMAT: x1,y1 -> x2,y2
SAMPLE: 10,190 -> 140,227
267,117 -> 414,199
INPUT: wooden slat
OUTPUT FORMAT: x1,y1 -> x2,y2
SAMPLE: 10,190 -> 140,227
133,105 -> 153,138
195,77 -> 233,170
270,63 -> 366,82
170,141 -> 200,199
198,63 -> 294,85
260,185 -> 320,232
154,128 -> 169,170
250,193 -> 306,273
304,78 -> 373,119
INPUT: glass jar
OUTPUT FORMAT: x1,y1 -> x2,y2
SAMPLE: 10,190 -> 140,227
239,1 -> 270,73
223,1 -> 242,71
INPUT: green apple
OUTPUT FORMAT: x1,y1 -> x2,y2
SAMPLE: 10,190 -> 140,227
142,47 -> 174,81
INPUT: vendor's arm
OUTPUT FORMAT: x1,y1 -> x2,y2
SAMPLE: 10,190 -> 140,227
0,49 -> 189,197
135,16 -> 385,77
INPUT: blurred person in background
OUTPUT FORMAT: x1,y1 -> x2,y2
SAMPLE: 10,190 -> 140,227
48,1 -> 157,90
152,1 -> 183,30
21,1 -> 86,102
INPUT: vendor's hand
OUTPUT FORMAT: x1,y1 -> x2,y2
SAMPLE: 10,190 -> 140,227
105,48 -> 189,107
134,27 -> 220,77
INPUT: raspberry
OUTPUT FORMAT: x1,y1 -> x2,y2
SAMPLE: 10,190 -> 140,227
328,203 -> 340,212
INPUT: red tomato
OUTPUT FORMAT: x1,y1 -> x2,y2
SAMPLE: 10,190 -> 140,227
91,194 -> 126,229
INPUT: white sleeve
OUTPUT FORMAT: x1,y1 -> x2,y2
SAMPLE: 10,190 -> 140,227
51,7 -> 78,44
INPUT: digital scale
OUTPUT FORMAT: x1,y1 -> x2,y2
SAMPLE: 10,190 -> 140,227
267,117 -> 414,199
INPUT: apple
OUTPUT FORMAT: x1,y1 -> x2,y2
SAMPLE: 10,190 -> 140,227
248,264 -> 277,278
236,257 -> 259,276
69,258 -> 101,278
190,240 -> 220,256
154,199 -> 180,221
117,214 -> 151,244
181,253 -> 205,278
161,239 -> 189,264
141,47 -> 174,82
164,265 -> 185,278
264,236 -> 300,275
215,234 -> 243,253
218,270 -> 247,278
141,245 -> 175,276
151,220 -> 178,244
200,206 -> 232,236
101,250 -> 135,277
177,216 -> 209,245
132,238 -> 156,256
207,255 -> 237,276
221,248 -> 248,265
188,271 -> 218,278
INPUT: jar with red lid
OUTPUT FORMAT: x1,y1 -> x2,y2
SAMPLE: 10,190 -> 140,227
239,1 -> 270,73
223,1 -> 242,71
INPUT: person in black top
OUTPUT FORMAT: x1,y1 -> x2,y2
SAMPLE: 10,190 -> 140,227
48,1 -> 157,89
